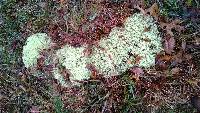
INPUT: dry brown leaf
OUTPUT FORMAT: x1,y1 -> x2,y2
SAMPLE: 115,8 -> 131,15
159,55 -> 173,61
131,74 -> 140,81
160,19 -> 184,36
134,3 -> 160,20
134,55 -> 143,65
160,19 -> 184,54
147,3 -> 160,20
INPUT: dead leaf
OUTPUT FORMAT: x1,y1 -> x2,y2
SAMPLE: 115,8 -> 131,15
159,55 -> 173,61
134,3 -> 160,20
134,55 -> 143,64
143,26 -> 151,32
164,34 -> 175,54
142,37 -> 151,42
160,19 -> 184,36
86,64 -> 99,79
131,74 -> 140,81
147,3 -> 160,20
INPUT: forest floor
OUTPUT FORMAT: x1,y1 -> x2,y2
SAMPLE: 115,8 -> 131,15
0,0 -> 200,113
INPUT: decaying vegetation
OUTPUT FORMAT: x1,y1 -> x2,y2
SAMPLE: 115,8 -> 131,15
0,0 -> 200,112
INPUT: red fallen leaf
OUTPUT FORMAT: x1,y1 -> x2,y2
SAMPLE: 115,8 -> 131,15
86,64 -> 99,79
164,34 -> 175,54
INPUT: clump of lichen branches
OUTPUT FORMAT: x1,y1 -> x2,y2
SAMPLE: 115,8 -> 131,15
0,0 -> 199,113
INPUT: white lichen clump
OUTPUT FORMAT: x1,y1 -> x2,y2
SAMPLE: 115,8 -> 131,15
89,13 -> 163,76
22,33 -> 51,68
22,13 -> 163,87
54,45 -> 91,85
